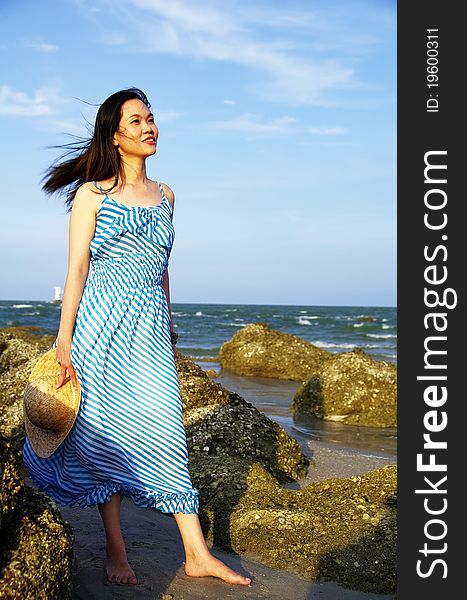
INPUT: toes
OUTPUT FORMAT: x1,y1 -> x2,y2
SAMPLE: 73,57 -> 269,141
111,571 -> 137,585
105,558 -> 138,585
233,573 -> 251,585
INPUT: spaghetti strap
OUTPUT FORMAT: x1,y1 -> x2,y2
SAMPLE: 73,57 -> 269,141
158,182 -> 173,215
93,180 -> 106,193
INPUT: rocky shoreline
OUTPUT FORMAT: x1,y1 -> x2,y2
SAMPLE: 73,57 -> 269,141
219,322 -> 397,428
0,326 -> 397,597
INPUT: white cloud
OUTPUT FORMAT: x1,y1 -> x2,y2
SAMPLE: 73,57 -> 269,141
0,85 -> 60,116
238,6 -> 319,29
132,0 -> 242,37
97,0 -> 357,106
101,32 -> 128,45
223,99 -> 235,105
23,38 -> 59,53
206,113 -> 296,136
72,0 -> 101,13
308,126 -> 349,136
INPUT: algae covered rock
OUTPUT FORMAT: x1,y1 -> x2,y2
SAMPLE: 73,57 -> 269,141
293,348 -> 397,427
224,463 -> 397,594
0,327 -> 74,598
176,351 -> 309,482
0,431 -> 74,599
218,322 -> 331,381
0,327 -> 54,439
217,322 -> 397,427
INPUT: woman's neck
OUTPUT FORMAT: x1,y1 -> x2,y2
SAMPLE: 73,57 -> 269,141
119,156 -> 149,187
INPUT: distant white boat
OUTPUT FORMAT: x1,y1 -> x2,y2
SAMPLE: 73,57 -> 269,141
52,286 -> 62,304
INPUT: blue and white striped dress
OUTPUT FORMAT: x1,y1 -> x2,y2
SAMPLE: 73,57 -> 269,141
23,181 -> 199,514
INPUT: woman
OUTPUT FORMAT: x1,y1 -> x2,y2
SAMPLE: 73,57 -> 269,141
22,87 -> 252,587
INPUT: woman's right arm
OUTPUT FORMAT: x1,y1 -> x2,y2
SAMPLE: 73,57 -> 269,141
55,183 -> 99,389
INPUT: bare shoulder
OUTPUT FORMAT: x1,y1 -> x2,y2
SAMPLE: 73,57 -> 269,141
160,182 -> 175,211
72,182 -> 102,216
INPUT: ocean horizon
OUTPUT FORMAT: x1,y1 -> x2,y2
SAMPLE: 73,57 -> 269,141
1,300 -> 397,364
1,300 -> 397,456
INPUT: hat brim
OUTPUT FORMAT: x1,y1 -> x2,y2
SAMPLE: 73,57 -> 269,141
24,409 -> 77,458
23,348 -> 81,458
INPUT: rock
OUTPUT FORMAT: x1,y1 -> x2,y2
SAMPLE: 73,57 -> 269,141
0,329 -> 74,597
177,350 -> 309,482
223,464 -> 397,595
217,323 -> 397,428
175,344 -> 397,593
292,348 -> 397,427
218,322 -> 331,381
0,327 -> 55,439
0,431 -> 74,599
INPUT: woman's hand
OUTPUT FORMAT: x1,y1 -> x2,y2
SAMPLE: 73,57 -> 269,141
55,340 -> 79,389
172,342 -> 177,359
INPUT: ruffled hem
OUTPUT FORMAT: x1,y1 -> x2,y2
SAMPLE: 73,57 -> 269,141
26,472 -> 199,514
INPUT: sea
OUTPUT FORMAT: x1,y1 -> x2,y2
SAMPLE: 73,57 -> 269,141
1,301 -> 397,459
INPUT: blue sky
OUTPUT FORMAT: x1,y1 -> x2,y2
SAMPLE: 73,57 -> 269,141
0,0 -> 396,306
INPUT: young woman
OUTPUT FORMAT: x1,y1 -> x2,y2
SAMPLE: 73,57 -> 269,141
22,87 -> 252,587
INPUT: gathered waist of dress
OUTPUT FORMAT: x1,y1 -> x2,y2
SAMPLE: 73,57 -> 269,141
88,255 -> 165,289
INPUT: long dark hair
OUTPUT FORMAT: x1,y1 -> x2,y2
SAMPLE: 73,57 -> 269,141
42,87 -> 151,211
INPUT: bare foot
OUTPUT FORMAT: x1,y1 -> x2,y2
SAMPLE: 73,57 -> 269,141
105,554 -> 138,585
185,552 -> 252,585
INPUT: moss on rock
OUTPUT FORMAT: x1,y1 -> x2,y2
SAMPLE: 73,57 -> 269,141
218,324 -> 397,428
293,348 -> 397,428
0,327 -> 55,438
178,351 -> 309,483
218,322 -> 331,381
0,431 -> 74,599
210,463 -> 397,594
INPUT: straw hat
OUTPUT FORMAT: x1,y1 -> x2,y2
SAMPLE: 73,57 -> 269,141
23,348 -> 81,458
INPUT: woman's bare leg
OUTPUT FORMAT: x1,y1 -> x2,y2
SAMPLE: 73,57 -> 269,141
97,491 -> 138,585
173,512 -> 252,585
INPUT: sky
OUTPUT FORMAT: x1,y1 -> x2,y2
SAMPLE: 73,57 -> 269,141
0,0 -> 396,306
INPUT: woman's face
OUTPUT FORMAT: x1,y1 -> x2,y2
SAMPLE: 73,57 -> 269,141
113,98 -> 158,158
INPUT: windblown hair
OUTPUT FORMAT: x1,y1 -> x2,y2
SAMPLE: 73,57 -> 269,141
42,87 -> 151,211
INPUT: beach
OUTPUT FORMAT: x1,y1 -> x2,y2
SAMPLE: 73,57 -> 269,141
1,311 -> 397,598
37,434 -> 395,600
22,353 -> 395,599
